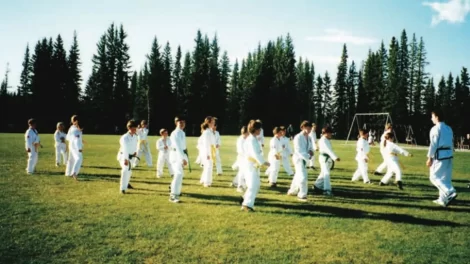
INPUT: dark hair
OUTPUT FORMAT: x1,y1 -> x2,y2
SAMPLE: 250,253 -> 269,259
248,120 -> 262,134
384,132 -> 394,147
240,126 -> 247,135
127,120 -> 138,129
141,120 -> 147,125
359,129 -> 368,137
432,109 -> 444,121
272,127 -> 281,135
322,126 -> 333,134
300,120 -> 311,129
28,118 -> 36,126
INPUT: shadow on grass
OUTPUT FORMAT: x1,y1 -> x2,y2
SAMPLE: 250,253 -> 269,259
263,202 -> 465,227
82,165 -> 121,171
331,186 -> 436,201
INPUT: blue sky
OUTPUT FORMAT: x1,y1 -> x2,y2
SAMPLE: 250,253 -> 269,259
1,0 -> 469,91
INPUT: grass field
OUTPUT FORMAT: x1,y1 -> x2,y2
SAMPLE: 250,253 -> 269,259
1,133 -> 469,264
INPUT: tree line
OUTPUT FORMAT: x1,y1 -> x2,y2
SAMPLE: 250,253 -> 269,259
1,24 -> 469,144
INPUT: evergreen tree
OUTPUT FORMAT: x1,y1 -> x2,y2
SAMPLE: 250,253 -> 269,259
219,50 -> 231,130
346,61 -> 357,131
315,74 -> 324,127
379,40 -> 388,90
18,44 -> 32,97
114,24 -> 132,127
460,67 -> 470,133
332,44 -> 348,137
413,37 -> 428,118
130,71 -> 138,119
161,41 -> 174,129
423,78 -> 435,116
356,69 -> 367,113
67,31 -> 81,112
147,36 -> 163,131
173,45 -> 183,114
408,33 -> 418,115
52,34 -> 69,121
181,51 -> 192,117
208,34 -> 221,117
226,59 -> 240,131
445,73 -> 455,125
322,71 -> 332,126
387,37 -> 400,114
397,29 -> 409,122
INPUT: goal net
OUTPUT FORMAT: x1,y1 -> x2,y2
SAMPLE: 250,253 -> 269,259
344,113 -> 397,145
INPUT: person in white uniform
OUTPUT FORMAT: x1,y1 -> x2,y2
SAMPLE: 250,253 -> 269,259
135,120 -> 152,167
195,134 -> 203,167
240,120 -> 269,212
351,129 -> 371,184
426,110 -> 457,207
169,116 -> 189,203
199,116 -> 217,187
313,126 -> 340,196
25,118 -> 40,174
117,120 -> 138,194
54,122 -> 68,167
232,126 -> 249,192
279,126 -> 294,176
374,124 -> 393,175
256,119 -> 265,154
287,121 -> 313,201
212,122 -> 223,175
65,115 -> 83,181
156,128 -> 174,178
378,132 -> 413,190
307,123 -> 318,169
266,127 -> 283,187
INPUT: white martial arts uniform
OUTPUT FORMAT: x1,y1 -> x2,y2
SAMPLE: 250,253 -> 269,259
280,136 -> 294,176
242,134 -> 265,209
65,125 -> 83,177
427,122 -> 456,204
313,136 -> 338,193
195,135 -> 203,166
375,130 -> 392,173
156,137 -> 174,178
117,132 -> 138,192
380,141 -> 410,184
200,128 -> 216,186
257,128 -> 265,154
232,135 -> 247,190
135,127 -> 152,167
214,130 -> 223,174
169,127 -> 188,201
54,130 -> 68,166
25,127 -> 40,174
352,137 -> 370,183
287,132 -> 313,199
307,130 -> 318,167
266,136 -> 283,185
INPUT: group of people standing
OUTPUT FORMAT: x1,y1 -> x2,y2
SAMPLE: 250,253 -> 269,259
23,109 -> 459,211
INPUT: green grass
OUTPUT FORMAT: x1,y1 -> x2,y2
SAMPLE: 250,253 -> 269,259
0,133 -> 469,264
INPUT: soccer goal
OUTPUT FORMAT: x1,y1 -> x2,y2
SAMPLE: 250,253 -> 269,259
345,113 -> 397,145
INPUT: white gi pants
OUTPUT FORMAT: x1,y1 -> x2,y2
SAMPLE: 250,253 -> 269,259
380,159 -> 402,183
170,162 -> 184,197
430,159 -> 456,201
267,157 -> 280,184
314,156 -> 333,191
281,155 -> 294,176
55,143 -> 67,165
156,152 -> 173,177
26,150 -> 38,174
215,149 -> 223,174
242,165 -> 261,208
136,141 -> 152,167
66,150 -> 83,176
352,158 -> 370,183
200,156 -> 214,186
375,152 -> 388,173
288,160 -> 308,198
308,153 -> 316,168
119,158 -> 133,191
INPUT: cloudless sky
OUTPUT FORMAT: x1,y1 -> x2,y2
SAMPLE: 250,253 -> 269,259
1,0 -> 469,91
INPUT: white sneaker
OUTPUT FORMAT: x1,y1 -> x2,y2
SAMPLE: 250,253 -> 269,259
445,192 -> 458,206
287,191 -> 297,196
169,196 -> 180,203
236,187 -> 244,193
433,199 -> 446,207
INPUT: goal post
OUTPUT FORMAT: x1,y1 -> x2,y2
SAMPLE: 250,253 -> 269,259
344,113 -> 397,145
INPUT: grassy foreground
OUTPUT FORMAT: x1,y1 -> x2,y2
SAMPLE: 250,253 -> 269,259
0,133 -> 469,264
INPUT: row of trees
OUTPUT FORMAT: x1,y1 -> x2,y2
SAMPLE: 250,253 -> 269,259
1,24 -> 469,143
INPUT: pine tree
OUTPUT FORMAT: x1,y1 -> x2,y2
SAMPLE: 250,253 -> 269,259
147,36 -> 163,131
423,78 -> 435,116
130,71 -> 138,119
173,45 -> 183,114
161,41 -> 174,129
315,74 -> 324,127
460,67 -> 470,133
346,61 -> 357,131
114,24 -> 132,127
397,29 -> 409,122
67,31 -> 81,112
219,50 -> 230,129
52,34 -> 69,121
408,33 -> 418,115
181,51 -> 192,117
322,71 -> 332,126
283,34 -> 298,125
18,44 -> 32,97
413,37 -> 428,118
332,44 -> 348,137
436,76 -> 446,109
226,59 -> 240,132
356,69 -> 367,113
445,73 -> 454,123
208,34 -> 221,117
387,37 -> 400,114
379,40 -> 388,90
309,62 -> 316,121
